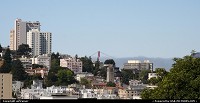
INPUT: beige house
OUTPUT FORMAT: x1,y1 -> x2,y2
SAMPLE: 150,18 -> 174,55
0,73 -> 12,99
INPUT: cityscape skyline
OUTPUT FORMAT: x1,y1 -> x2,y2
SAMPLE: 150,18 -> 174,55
0,0 -> 200,58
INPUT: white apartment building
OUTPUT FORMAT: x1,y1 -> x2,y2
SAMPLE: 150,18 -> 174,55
19,56 -> 32,69
123,60 -> 153,72
75,72 -> 94,82
60,57 -> 82,74
10,19 -> 40,50
12,81 -> 24,93
27,29 -> 52,56
31,54 -> 51,70
148,73 -> 157,80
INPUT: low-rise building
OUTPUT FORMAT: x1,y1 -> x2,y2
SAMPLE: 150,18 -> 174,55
148,73 -> 157,80
12,81 -> 24,93
26,68 -> 48,78
60,57 -> 82,74
19,56 -> 32,69
123,60 -> 153,72
75,72 -> 94,82
31,54 -> 51,70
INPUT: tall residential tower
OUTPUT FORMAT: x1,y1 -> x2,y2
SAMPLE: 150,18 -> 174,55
27,29 -> 52,56
10,19 -> 40,50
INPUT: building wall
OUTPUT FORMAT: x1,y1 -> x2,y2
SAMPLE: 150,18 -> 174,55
123,60 -> 153,71
12,19 -> 40,50
19,56 -> 32,69
9,29 -> 15,50
31,54 -> 51,70
60,58 -> 82,74
27,29 -> 52,56
0,73 -> 12,99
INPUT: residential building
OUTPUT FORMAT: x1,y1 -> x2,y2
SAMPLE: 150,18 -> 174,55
60,57 -> 82,74
75,72 -> 94,82
148,73 -> 157,80
126,80 -> 147,99
10,18 -> 40,50
123,60 -> 153,73
9,29 -> 15,50
191,52 -> 200,58
0,73 -> 12,99
19,56 -> 32,69
27,29 -> 52,56
31,54 -> 51,70
12,81 -> 24,93
26,68 -> 48,78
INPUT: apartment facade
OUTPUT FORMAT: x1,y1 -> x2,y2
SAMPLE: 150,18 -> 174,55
123,60 -> 153,72
31,54 -> 51,70
0,73 -> 12,99
27,29 -> 52,56
10,19 -> 40,50
60,57 -> 82,74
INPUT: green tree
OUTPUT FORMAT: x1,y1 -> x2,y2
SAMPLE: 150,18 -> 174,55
11,59 -> 28,81
0,44 -> 2,53
99,66 -> 107,79
139,69 -> 151,84
32,64 -> 44,69
57,69 -> 76,86
121,69 -> 135,85
104,59 -> 115,67
0,48 -> 12,73
93,60 -> 100,76
106,81 -> 116,87
141,55 -> 200,99
80,56 -> 94,73
17,44 -> 31,56
80,78 -> 91,88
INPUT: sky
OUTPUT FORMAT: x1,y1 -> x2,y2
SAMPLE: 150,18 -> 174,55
0,0 -> 200,58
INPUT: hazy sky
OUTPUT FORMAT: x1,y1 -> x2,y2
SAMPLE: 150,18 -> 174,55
0,0 -> 200,58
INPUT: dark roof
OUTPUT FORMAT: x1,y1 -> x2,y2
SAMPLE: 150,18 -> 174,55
192,52 -> 200,58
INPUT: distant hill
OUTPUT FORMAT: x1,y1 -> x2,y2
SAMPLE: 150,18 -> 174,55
95,56 -> 174,71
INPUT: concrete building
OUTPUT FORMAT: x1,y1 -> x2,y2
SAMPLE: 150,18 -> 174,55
27,29 -> 52,56
26,68 -> 48,78
123,60 -> 153,72
0,73 -> 12,99
12,81 -> 24,93
19,56 -> 32,69
10,18 -> 40,50
104,64 -> 114,83
9,29 -> 15,50
60,57 -> 82,74
75,72 -> 94,82
148,73 -> 157,80
31,54 -> 51,70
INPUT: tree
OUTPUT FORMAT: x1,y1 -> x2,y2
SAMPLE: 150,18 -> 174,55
139,69 -> 151,84
80,56 -> 94,73
0,48 -> 12,73
17,44 -> 31,56
121,69 -> 135,85
11,59 -> 28,81
0,44 -> 2,53
93,60 -> 100,76
106,81 -> 116,87
141,55 -> 200,99
104,59 -> 115,67
99,66 -> 107,79
32,64 -> 44,69
80,78 -> 91,88
57,69 -> 76,86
